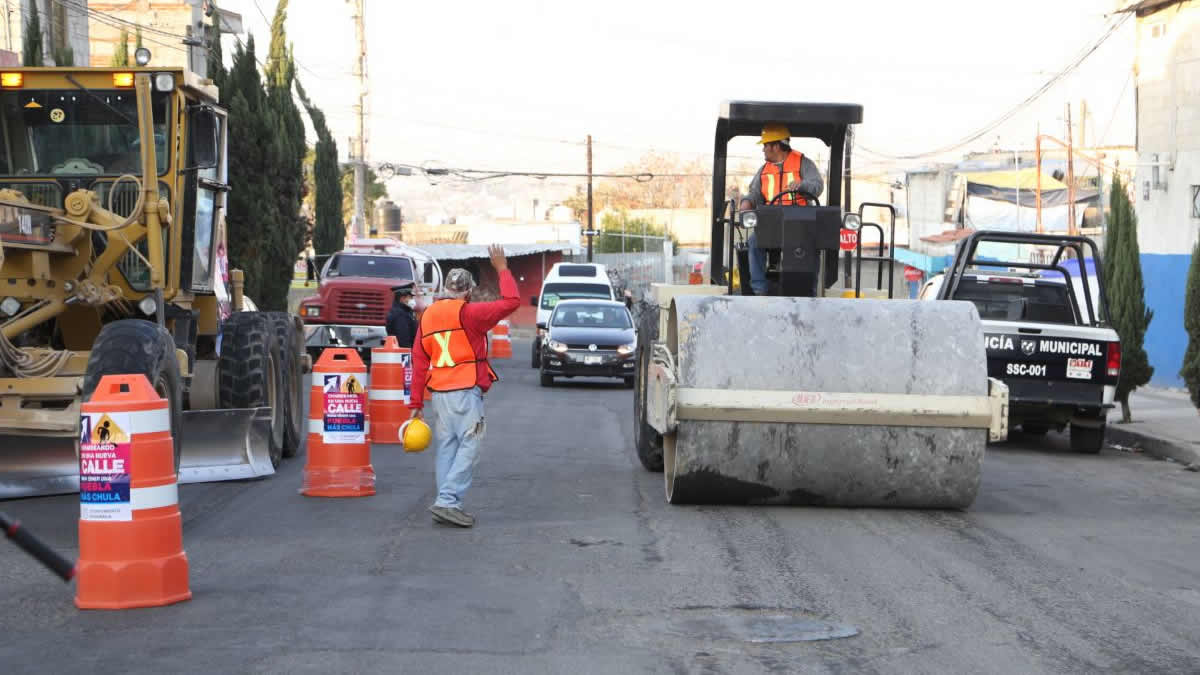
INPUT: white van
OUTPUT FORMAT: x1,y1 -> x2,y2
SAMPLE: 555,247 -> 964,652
529,263 -> 616,367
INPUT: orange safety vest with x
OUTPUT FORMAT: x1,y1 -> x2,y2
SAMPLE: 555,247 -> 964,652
759,150 -> 809,206
419,298 -> 497,392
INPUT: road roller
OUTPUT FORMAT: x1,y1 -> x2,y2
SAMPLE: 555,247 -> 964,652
631,101 -> 1009,508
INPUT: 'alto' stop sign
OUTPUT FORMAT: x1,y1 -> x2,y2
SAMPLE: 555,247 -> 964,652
904,266 -> 923,282
839,229 -> 858,251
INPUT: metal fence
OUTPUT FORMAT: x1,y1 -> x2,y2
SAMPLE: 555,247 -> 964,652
573,232 -> 674,304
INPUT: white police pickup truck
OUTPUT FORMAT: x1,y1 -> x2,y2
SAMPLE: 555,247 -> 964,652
920,232 -> 1121,453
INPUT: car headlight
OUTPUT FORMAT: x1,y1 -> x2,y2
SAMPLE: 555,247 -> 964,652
617,342 -> 635,356
740,211 -> 757,228
137,296 -> 158,316
0,297 -> 19,317
546,339 -> 568,354
302,305 -> 321,318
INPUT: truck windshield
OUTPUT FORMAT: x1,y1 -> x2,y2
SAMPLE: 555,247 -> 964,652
952,278 -> 1077,324
540,282 -> 611,309
325,254 -> 414,280
0,89 -> 170,177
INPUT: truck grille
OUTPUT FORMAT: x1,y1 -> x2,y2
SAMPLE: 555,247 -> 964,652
332,289 -> 390,324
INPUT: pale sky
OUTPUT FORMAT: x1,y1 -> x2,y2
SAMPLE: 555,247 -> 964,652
218,0 -> 1137,202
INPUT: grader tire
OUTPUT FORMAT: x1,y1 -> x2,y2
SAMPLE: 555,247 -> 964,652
219,312 -> 286,469
82,319 -> 184,475
633,302 -> 663,472
266,312 -> 305,458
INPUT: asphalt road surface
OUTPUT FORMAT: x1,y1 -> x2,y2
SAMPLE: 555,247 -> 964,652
3,338 -> 1200,673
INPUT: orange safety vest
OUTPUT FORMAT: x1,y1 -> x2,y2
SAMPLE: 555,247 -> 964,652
759,150 -> 808,206
419,299 -> 497,392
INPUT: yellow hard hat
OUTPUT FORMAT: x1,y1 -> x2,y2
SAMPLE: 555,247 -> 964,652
757,123 -> 790,145
399,418 -> 432,453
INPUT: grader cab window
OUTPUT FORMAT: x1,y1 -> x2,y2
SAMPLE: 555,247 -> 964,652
0,89 -> 171,177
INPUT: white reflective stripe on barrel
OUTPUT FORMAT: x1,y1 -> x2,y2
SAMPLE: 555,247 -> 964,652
131,482 -> 178,510
371,352 -> 410,364
368,389 -> 409,401
81,407 -> 171,435
308,420 -> 372,435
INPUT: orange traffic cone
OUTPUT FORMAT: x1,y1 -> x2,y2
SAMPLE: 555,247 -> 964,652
303,348 -> 375,497
490,320 -> 513,359
369,336 -> 412,445
75,374 -> 190,610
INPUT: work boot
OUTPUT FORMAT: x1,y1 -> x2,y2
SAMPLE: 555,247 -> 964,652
430,505 -> 474,528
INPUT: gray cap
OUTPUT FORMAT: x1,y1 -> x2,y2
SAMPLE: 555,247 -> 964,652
443,268 -> 476,296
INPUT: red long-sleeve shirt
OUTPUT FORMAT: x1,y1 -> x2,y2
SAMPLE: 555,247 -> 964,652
408,269 -> 520,409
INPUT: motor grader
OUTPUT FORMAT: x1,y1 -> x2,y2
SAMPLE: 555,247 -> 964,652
632,101 -> 1009,508
0,64 -> 306,498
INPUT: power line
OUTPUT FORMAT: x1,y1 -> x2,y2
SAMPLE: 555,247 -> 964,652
859,12 -> 1131,161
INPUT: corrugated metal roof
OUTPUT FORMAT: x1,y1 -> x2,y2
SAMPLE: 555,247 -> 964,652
417,243 -> 583,260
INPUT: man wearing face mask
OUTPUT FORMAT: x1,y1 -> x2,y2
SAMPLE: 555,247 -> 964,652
386,282 -> 419,348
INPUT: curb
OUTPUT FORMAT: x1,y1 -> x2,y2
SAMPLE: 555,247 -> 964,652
1106,425 -> 1200,467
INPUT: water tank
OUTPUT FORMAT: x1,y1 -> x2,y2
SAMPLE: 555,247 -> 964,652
376,200 -> 403,233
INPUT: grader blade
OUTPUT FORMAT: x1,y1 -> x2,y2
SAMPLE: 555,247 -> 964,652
0,407 -> 275,499
177,407 -> 276,485
0,435 -> 81,499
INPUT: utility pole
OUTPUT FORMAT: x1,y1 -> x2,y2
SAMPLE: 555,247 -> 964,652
349,0 -> 367,239
1066,103 -> 1076,236
586,134 -> 594,262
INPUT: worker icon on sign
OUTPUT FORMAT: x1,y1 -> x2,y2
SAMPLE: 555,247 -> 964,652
98,420 -> 111,442
342,375 -> 362,394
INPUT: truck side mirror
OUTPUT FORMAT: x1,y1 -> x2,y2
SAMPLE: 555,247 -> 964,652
530,296 -> 538,307
191,108 -> 219,170
536,322 -> 546,330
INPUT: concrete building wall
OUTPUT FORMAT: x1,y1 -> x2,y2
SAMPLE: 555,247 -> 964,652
87,0 -> 206,72
1134,0 -> 1200,387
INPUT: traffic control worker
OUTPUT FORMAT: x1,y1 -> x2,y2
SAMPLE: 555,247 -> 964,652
408,244 -> 519,528
386,281 -> 419,349
738,123 -> 825,295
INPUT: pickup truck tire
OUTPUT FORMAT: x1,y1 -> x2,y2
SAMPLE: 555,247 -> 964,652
531,338 -> 540,368
219,312 -> 286,469
265,312 -> 305,458
1070,417 -> 1106,454
540,371 -> 553,387
82,319 -> 184,475
633,303 -> 664,472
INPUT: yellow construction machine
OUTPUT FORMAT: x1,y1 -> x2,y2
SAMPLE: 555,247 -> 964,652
0,65 -> 306,498
632,101 -> 1009,508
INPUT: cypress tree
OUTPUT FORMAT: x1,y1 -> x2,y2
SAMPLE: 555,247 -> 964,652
296,80 -> 344,257
22,4 -> 43,66
1181,240 -> 1200,408
1104,174 -> 1154,422
112,28 -> 129,66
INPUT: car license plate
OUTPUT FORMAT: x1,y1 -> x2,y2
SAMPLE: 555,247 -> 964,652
584,355 -> 602,365
351,327 -> 369,337
1066,358 -> 1093,380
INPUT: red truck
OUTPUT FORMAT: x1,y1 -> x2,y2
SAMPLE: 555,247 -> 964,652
299,239 -> 443,362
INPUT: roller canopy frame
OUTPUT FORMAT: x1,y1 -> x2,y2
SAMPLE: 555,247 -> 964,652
710,101 -> 864,287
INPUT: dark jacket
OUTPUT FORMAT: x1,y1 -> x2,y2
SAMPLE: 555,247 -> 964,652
386,301 -> 418,348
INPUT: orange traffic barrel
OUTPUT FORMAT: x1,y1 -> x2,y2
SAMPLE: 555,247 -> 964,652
368,336 -> 412,445
303,348 -> 375,497
490,320 -> 513,359
75,374 -> 191,610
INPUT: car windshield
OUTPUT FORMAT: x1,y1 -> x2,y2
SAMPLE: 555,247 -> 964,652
541,282 -> 610,309
325,254 -> 414,280
551,304 -> 631,329
952,277 -> 1077,324
0,89 -> 171,177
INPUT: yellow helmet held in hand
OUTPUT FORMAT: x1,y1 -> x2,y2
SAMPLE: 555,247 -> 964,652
757,123 -> 790,145
399,418 -> 432,453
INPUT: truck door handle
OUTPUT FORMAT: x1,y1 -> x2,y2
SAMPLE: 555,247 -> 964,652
1018,327 -> 1042,334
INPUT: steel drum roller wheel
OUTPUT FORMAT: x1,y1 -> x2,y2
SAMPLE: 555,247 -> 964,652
662,295 -> 989,508
82,319 -> 185,475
